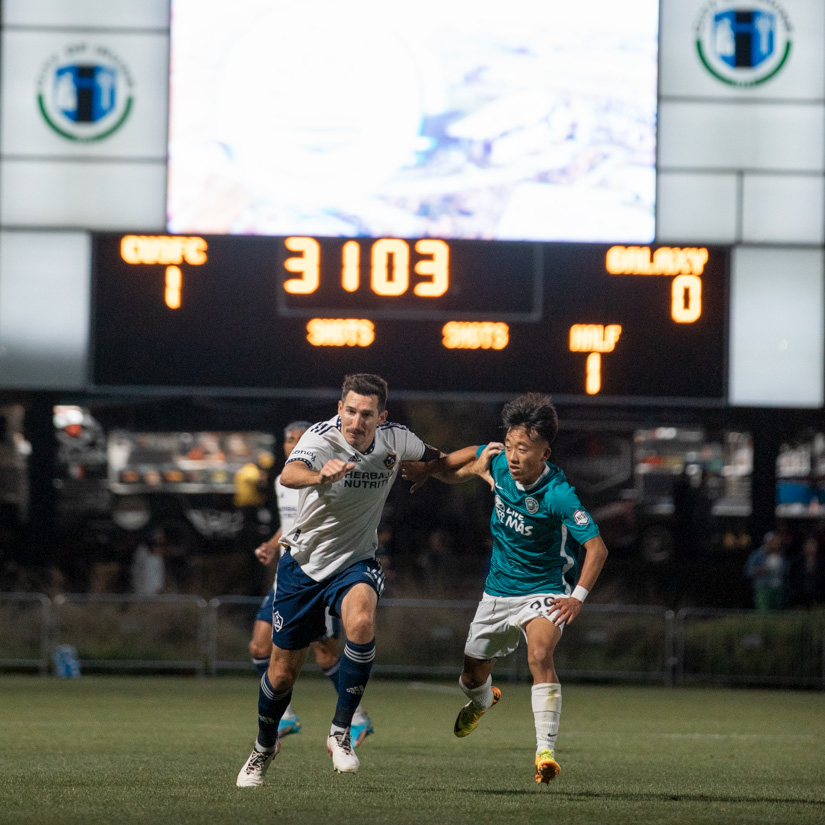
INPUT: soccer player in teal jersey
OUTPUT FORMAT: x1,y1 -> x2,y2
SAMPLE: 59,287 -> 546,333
402,392 -> 608,784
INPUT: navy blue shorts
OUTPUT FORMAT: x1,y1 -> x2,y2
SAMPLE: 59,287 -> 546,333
257,583 -> 342,640
271,552 -> 385,650
256,588 -> 275,623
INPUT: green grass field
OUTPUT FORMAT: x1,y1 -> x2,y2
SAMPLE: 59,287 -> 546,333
1,676 -> 823,825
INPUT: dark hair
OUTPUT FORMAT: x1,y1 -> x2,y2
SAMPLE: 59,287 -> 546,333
283,421 -> 312,437
341,373 -> 388,411
501,393 -> 558,445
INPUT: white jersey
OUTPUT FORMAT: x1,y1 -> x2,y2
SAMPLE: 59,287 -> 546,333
274,473 -> 301,538
282,414 -> 428,581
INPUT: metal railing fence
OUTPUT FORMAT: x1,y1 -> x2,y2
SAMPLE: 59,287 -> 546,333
52,593 -> 209,675
675,607 -> 825,688
1,591 -> 823,688
0,592 -> 51,674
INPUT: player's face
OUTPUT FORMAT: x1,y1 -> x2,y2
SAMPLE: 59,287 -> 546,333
338,391 -> 387,452
504,426 -> 551,486
282,428 -> 306,459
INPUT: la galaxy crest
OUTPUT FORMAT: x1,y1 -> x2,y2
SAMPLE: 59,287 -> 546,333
383,452 -> 397,469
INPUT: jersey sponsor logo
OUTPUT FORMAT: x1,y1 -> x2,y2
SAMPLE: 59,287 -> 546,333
573,509 -> 590,526
496,498 -> 534,536
344,469 -> 393,489
272,610 -> 284,631
525,496 -> 539,514
383,452 -> 397,469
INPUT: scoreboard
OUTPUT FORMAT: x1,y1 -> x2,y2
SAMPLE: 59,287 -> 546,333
91,235 -> 728,402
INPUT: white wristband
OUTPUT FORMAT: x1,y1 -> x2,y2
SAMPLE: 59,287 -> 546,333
571,585 -> 589,603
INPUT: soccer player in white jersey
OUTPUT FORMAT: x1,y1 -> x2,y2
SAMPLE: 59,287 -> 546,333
402,392 -> 608,785
249,422 -> 375,745
237,374 -> 443,786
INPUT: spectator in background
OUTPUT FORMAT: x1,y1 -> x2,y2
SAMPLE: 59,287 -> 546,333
744,531 -> 789,612
672,465 -> 698,557
234,456 -> 268,516
131,529 -> 166,596
789,534 -> 825,609
672,465 -> 713,557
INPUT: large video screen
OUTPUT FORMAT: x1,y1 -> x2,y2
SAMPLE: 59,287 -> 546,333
167,0 -> 659,243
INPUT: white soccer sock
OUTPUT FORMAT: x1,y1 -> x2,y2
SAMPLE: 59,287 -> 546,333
352,704 -> 367,725
282,702 -> 297,720
531,682 -> 561,754
459,674 -> 495,710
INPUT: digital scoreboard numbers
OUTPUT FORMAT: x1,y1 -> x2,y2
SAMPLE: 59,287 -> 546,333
278,236 -> 542,321
92,235 -> 728,401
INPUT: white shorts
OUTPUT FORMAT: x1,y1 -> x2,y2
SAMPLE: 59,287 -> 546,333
464,591 -> 565,661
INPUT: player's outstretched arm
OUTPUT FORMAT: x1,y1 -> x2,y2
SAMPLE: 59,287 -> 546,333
549,534 -> 608,625
402,446 -> 475,492
281,458 -> 355,489
402,443 -> 503,491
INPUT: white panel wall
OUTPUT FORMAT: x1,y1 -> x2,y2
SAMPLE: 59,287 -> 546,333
741,175 -> 825,245
657,172 -> 739,242
658,0 -> 825,408
658,102 -> 824,172
1,0 -> 170,28
729,246 -> 825,408
0,231 -> 91,388
659,0 -> 825,100
0,161 -> 168,228
0,31 -> 169,159
0,1 -> 170,388
657,0 -> 825,246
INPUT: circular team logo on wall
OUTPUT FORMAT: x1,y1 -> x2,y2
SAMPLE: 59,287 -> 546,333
37,43 -> 134,142
695,0 -> 793,87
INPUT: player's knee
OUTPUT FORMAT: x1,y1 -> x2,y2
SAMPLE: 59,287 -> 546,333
344,612 -> 375,643
527,644 -> 552,666
267,664 -> 297,692
312,639 -> 340,669
249,639 -> 270,659
459,672 -> 485,691
313,649 -> 338,669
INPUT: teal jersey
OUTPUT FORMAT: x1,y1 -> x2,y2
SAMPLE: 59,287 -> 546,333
481,446 -> 600,597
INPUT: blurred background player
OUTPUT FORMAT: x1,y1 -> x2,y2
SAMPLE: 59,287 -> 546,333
237,373 -> 444,786
249,420 -> 374,744
403,392 -> 608,785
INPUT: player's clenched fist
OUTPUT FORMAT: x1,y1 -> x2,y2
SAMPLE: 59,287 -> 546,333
318,458 -> 355,485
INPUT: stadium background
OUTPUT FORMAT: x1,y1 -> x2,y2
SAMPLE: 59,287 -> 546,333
0,0 -> 824,622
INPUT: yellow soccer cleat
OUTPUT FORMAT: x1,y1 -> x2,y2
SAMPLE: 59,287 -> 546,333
453,686 -> 501,737
534,748 -> 561,784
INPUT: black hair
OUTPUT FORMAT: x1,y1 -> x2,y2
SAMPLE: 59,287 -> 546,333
341,373 -> 388,411
501,392 -> 558,445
